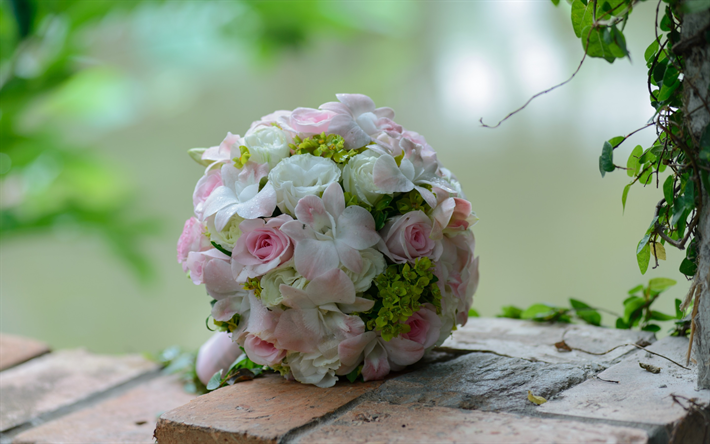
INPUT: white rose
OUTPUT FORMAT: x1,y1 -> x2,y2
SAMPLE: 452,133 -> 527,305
342,248 -> 386,293
268,154 -> 341,215
287,351 -> 340,388
342,149 -> 387,207
260,266 -> 307,307
206,214 -> 243,250
244,126 -> 291,169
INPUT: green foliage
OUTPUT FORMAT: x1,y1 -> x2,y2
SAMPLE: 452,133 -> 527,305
149,346 -> 206,394
360,257 -> 441,341
616,278 -> 680,332
290,133 -> 363,164
369,189 -> 433,231
206,349 -> 264,391
497,305 -> 523,319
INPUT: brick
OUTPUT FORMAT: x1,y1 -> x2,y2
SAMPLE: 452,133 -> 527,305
0,334 -> 50,371
154,373 -> 382,444
0,349 -> 158,432
378,350 -> 596,413
442,317 -> 655,368
298,401 -> 649,444
538,337 -> 710,434
12,375 -> 196,444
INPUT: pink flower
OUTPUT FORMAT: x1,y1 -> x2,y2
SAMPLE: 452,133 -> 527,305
244,334 -> 286,367
430,197 -> 478,240
280,183 -> 380,280
187,249 -> 243,300
318,94 -> 396,148
337,331 -> 424,381
201,132 -> 241,167
231,215 -> 294,282
379,211 -> 442,264
177,217 -> 211,272
195,332 -> 243,386
193,170 -> 223,220
185,249 -> 228,285
248,110 -> 295,135
290,108 -> 338,134
401,305 -> 442,349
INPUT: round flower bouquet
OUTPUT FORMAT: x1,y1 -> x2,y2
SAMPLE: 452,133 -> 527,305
178,94 -> 479,388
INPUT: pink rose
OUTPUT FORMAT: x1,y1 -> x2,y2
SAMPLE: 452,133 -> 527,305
231,214 -> 294,282
290,108 -> 338,134
401,305 -> 442,349
195,332 -> 243,385
379,211 -> 442,264
244,334 -> 286,367
177,217 -> 211,272
430,197 -> 476,240
193,170 -> 223,220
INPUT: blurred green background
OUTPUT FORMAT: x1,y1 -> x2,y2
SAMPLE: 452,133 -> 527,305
0,0 -> 690,354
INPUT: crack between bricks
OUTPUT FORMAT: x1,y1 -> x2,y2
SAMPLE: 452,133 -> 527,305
0,368 -> 163,444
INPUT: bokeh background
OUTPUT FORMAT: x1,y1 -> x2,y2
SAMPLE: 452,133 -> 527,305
1,0 -> 690,354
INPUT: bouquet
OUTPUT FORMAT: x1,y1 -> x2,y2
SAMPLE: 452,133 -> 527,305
178,94 -> 479,388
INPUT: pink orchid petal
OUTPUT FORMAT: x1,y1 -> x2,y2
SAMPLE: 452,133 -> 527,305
306,268 -> 356,306
294,195 -> 330,232
339,297 -> 375,314
273,308 -> 321,353
383,337 -> 424,366
293,238 -> 339,280
234,182 -> 277,220
211,296 -> 242,321
338,331 -> 377,369
336,93 -> 376,116
362,340 -> 390,381
204,257 -> 241,300
322,183 -> 345,220
414,185 -> 438,212
335,241 -> 363,274
336,206 -> 380,250
373,155 -> 413,193
279,285 -> 316,309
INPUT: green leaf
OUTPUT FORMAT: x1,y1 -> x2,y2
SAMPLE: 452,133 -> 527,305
637,241 -> 651,275
581,25 -> 617,63
644,40 -> 659,65
663,175 -> 674,208
608,136 -> 625,148
468,308 -> 480,317
571,0 -> 594,38
639,167 -> 653,185
616,317 -> 630,329
623,296 -> 646,323
628,284 -> 644,295
679,258 -> 698,276
569,298 -> 592,310
599,141 -> 615,177
622,183 -> 632,212
346,366 -> 362,383
497,305 -> 523,319
637,233 -> 651,254
675,299 -> 683,319
211,241 -> 232,257
521,304 -> 555,320
551,0 -> 561,5
648,277 -> 676,292
660,13 -> 672,32
642,324 -> 661,332
626,145 -> 642,177
570,299 -> 603,325
649,310 -> 675,321
206,370 -> 222,391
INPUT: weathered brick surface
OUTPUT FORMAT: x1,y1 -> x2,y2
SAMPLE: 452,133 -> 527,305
299,401 -> 649,443
0,334 -> 49,371
12,375 -> 196,444
377,350 -> 596,413
0,349 -> 158,432
538,337 -> 710,433
442,317 -> 655,367
154,373 -> 382,444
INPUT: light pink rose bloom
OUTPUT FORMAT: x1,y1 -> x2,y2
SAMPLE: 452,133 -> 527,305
290,108 -> 338,134
231,214 -> 294,282
337,331 -> 424,381
280,182 -> 380,280
401,305 -> 442,349
272,269 -> 370,353
318,94 -> 396,148
177,217 -> 211,272
195,332 -> 243,385
193,169 -> 223,220
244,334 -> 286,367
430,197 -> 478,240
203,162 -> 277,232
378,210 -> 442,264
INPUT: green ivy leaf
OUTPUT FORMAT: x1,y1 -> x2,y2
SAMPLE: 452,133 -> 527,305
616,317 -> 631,329
648,277 -> 676,292
628,284 -> 644,295
679,258 -> 697,276
649,310 -> 675,321
521,304 -> 555,320
644,40 -> 659,65
642,324 -> 661,332
637,241 -> 651,275
622,183 -> 632,212
206,370 -> 222,391
623,296 -> 646,323
627,145 -> 642,177
468,308 -> 480,317
581,25 -> 617,63
663,175 -> 674,209
571,0 -> 594,38
497,305 -> 523,319
346,366 -> 362,383
675,299 -> 684,319
551,0 -> 561,5
570,299 -> 602,326
599,141 -> 615,177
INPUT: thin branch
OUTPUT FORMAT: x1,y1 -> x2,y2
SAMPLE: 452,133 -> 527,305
611,122 -> 655,150
569,342 -> 690,370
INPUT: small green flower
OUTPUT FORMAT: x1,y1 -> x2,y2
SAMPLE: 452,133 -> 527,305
233,146 -> 251,169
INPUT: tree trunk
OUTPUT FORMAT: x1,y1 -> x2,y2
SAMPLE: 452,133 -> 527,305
682,5 -> 710,389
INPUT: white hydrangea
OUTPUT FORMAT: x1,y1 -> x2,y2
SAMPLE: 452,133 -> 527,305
287,350 -> 340,388
268,154 -> 341,215
342,149 -> 386,207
